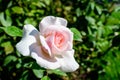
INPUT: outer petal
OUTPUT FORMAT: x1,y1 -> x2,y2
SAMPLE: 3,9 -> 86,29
57,50 -> 79,72
31,46 -> 61,69
39,16 -> 67,33
16,24 -> 40,56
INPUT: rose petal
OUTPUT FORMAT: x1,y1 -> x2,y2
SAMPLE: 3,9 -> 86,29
43,25 -> 73,42
53,30 -> 73,51
16,24 -> 40,56
39,35 -> 53,57
57,50 -> 79,72
44,26 -> 73,55
31,46 -> 61,69
39,16 -> 67,33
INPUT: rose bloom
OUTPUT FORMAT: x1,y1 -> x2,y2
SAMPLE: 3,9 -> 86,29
16,16 -> 79,72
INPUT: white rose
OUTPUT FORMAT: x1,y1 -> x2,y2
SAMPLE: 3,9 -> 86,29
16,16 -> 79,72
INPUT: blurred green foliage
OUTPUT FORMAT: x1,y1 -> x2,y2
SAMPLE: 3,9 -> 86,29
0,0 -> 120,80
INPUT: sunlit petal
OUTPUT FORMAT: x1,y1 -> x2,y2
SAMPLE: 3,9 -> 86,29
31,48 -> 61,69
57,50 -> 79,72
39,16 -> 67,33
16,24 -> 40,56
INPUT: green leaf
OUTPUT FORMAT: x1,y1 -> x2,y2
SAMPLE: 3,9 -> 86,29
32,69 -> 44,78
0,12 -> 12,27
41,76 -> 51,80
111,11 -> 120,20
76,8 -> 81,17
0,35 -> 6,45
16,63 -> 21,69
24,18 -> 37,26
4,55 -> 17,66
70,28 -> 82,41
12,6 -> 24,14
103,25 -> 113,37
44,0 -> 51,5
90,2 -> 95,10
2,26 -> 22,37
1,41 -> 14,54
107,16 -> 120,25
23,62 -> 33,68
114,6 -> 120,11
86,16 -> 95,25
48,69 -> 67,76
20,70 -> 29,80
96,6 -> 102,15
102,49 -> 120,79
31,62 -> 45,69
97,40 -> 110,52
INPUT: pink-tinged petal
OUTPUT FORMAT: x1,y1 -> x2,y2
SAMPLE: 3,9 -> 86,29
39,16 -> 67,33
57,50 -> 79,72
31,46 -> 61,69
53,30 -> 73,50
42,25 -> 73,52
39,35 -> 53,57
16,24 -> 40,56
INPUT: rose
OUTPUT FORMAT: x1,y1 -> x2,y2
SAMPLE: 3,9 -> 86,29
16,16 -> 79,72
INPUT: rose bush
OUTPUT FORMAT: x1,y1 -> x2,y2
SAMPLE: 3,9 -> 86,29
16,16 -> 79,72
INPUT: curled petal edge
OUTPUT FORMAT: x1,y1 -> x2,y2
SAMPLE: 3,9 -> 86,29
57,50 -> 79,72
39,16 -> 67,33
16,24 -> 39,56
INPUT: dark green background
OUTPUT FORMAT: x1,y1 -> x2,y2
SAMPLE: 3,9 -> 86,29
0,0 -> 120,80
